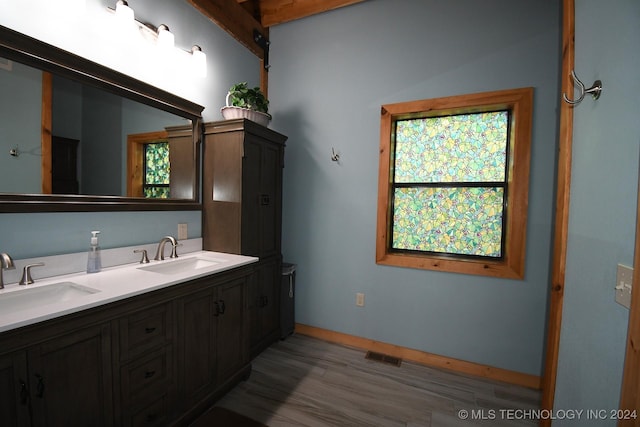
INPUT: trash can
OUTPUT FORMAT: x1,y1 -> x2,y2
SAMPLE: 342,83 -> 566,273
280,262 -> 296,339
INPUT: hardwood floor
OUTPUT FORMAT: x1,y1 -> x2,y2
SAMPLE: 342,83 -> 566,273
214,334 -> 541,426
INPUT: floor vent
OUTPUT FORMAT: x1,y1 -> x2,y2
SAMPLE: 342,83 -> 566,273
365,351 -> 402,367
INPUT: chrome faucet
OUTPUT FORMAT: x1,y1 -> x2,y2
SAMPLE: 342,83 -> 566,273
154,236 -> 178,261
0,253 -> 16,289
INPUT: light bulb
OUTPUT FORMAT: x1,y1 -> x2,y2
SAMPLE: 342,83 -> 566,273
115,0 -> 134,22
157,24 -> 175,50
191,45 -> 207,78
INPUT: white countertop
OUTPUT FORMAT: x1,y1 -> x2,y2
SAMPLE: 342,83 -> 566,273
0,250 -> 258,333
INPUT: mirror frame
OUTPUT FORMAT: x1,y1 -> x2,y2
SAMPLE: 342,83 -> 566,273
0,25 -> 203,212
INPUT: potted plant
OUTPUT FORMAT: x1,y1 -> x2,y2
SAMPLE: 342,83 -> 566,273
221,82 -> 271,126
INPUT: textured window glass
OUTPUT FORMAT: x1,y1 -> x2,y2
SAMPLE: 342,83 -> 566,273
394,111 -> 508,183
144,187 -> 170,199
144,142 -> 170,199
145,142 -> 170,184
391,111 -> 509,258
392,187 -> 504,257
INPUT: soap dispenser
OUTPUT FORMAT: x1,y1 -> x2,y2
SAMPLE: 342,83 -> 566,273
87,230 -> 102,273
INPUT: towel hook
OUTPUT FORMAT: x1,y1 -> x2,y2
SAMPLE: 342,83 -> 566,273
562,70 -> 602,105
331,147 -> 340,162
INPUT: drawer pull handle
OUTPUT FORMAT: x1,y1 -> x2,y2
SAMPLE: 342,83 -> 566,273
213,301 -> 220,317
19,380 -> 29,405
35,374 -> 45,398
218,299 -> 226,315
144,370 -> 156,379
259,295 -> 269,307
145,327 -> 156,334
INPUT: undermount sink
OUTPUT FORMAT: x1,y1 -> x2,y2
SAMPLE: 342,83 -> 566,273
0,282 -> 100,315
137,257 -> 221,275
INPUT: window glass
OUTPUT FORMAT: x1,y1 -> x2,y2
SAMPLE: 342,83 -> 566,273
143,142 -> 170,198
391,111 -> 509,258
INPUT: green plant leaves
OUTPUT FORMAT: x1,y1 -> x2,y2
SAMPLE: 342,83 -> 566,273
228,82 -> 269,113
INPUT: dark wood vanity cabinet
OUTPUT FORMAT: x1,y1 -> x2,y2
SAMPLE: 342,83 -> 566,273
0,265 -> 253,427
0,323 -> 113,427
0,351 -> 31,426
177,275 -> 249,416
114,301 -> 175,426
202,119 -> 287,358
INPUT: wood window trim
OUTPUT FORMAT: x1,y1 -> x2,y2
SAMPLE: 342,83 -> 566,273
41,71 -> 52,194
126,131 -> 169,197
376,87 -> 533,279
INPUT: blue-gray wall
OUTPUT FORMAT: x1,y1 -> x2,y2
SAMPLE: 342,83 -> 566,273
270,0 -> 561,376
0,61 -> 41,194
0,0 -> 259,257
554,0 -> 640,422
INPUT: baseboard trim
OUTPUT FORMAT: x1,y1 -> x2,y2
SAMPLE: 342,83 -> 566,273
294,323 -> 541,390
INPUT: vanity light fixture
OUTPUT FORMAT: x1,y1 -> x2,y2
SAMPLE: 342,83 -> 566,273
191,45 -> 207,78
106,3 -> 207,77
157,24 -> 175,49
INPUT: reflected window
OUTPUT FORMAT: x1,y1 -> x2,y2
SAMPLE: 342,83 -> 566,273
143,141 -> 170,198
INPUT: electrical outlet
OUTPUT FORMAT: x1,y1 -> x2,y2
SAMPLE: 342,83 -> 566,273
356,293 -> 365,307
615,264 -> 633,309
178,223 -> 188,240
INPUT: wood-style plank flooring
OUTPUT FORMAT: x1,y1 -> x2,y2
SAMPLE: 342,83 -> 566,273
214,334 -> 541,426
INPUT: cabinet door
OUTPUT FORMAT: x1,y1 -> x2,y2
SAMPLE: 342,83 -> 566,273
241,137 -> 262,257
249,259 -> 280,357
258,140 -> 283,258
177,287 -> 216,409
216,277 -> 248,383
0,351 -> 30,427
28,323 -> 113,427
242,136 -> 283,258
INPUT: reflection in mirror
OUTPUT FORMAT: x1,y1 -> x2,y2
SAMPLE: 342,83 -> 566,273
1,63 -> 191,198
0,25 -> 203,212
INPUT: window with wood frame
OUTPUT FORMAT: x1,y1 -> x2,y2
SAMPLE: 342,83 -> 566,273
127,131 -> 170,198
376,88 -> 533,279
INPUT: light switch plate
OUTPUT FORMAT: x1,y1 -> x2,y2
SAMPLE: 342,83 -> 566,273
616,264 -> 633,309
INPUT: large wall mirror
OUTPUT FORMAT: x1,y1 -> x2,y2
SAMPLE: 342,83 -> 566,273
0,25 -> 203,212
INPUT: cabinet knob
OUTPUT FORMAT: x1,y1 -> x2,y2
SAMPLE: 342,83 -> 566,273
145,327 -> 156,334
144,370 -> 156,379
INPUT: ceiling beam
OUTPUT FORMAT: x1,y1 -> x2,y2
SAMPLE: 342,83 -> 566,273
187,0 -> 267,59
260,0 -> 367,27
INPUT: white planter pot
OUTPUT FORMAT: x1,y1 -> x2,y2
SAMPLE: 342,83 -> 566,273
220,106 -> 271,127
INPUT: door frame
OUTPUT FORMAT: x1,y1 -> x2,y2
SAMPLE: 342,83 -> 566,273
542,2 -> 640,423
540,0 -> 574,422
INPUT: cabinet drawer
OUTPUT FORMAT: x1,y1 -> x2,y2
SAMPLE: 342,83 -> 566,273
120,345 -> 173,404
119,302 -> 172,360
126,393 -> 170,427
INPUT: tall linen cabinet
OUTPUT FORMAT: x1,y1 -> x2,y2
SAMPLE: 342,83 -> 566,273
202,119 -> 287,357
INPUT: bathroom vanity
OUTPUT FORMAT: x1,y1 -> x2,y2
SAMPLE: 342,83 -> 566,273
0,252 -> 257,427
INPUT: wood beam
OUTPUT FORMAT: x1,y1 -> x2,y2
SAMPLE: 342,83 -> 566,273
260,0 -> 367,27
187,0 -> 267,59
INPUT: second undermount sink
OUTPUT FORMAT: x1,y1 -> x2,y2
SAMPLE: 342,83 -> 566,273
0,282 -> 100,315
137,257 -> 221,275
